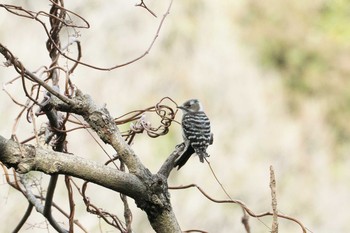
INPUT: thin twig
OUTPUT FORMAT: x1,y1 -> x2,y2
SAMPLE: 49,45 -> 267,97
270,165 -> 278,233
12,202 -> 34,232
64,176 -> 75,233
20,174 -> 68,233
205,158 -> 252,232
169,184 -> 307,233
0,0 -> 172,71
44,174 -> 68,233
0,43 -> 73,104
135,0 -> 157,17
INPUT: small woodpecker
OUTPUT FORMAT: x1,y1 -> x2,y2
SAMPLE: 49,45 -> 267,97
174,99 -> 213,170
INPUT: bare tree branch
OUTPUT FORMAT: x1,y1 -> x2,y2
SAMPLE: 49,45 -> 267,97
0,43 -> 73,105
270,165 -> 278,233
50,89 -> 148,175
0,135 -> 182,232
158,142 -> 185,177
0,136 -> 146,198
0,0 -> 172,71
12,202 -> 34,232
169,184 -> 307,233
1,163 -> 89,232
19,174 -> 68,233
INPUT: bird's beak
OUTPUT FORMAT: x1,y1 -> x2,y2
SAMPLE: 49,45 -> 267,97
177,105 -> 185,110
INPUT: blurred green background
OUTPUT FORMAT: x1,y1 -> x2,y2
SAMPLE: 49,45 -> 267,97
1,0 -> 350,232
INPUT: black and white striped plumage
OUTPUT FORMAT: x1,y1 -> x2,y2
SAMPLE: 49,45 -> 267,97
174,99 -> 213,169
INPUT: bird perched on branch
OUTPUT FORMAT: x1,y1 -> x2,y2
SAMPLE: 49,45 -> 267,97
174,99 -> 213,170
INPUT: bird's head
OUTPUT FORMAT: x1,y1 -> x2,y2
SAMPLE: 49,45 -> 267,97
178,99 -> 203,113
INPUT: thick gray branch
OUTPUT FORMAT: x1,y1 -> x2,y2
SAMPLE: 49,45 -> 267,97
0,135 -> 181,232
0,136 -> 146,199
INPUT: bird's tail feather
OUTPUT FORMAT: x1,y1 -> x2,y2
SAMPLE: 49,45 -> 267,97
174,145 -> 195,170
198,152 -> 209,163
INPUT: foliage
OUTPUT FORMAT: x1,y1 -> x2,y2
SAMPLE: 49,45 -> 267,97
239,0 -> 350,153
